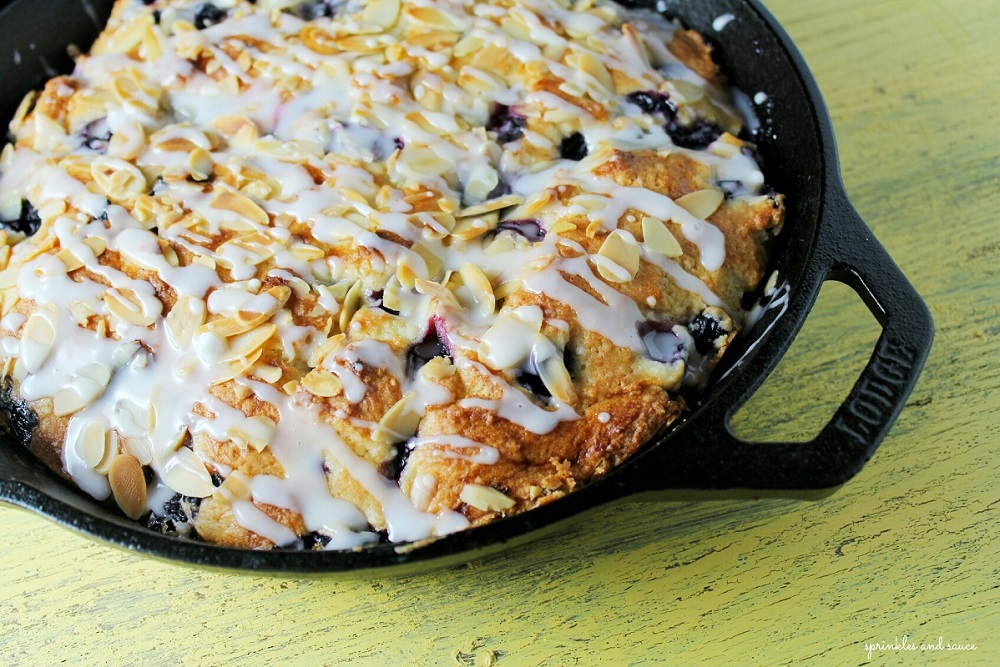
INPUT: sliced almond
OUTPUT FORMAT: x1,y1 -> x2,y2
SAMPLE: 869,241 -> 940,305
363,0 -> 401,28
165,295 -> 207,349
20,309 -> 57,374
576,50 -> 614,93
537,353 -> 578,404
226,415 -> 276,452
674,188 -> 725,219
596,229 -> 640,282
455,194 -> 523,219
214,469 -> 253,503
404,5 -> 468,31
419,356 -> 457,381
210,190 -> 270,226
299,26 -> 340,55
458,263 -> 495,318
73,420 -> 111,470
374,392 -> 421,444
223,324 -> 277,364
460,484 -> 515,512
108,454 -> 147,520
105,287 -> 162,328
641,216 -> 683,258
302,369 -> 344,398
161,447 -> 214,498
338,280 -> 365,332
479,312 -> 538,370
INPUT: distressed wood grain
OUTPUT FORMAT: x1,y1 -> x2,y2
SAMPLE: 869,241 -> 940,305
2,0 -> 998,665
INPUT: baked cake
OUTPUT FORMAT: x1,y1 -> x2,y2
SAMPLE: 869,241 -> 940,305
0,0 -> 782,549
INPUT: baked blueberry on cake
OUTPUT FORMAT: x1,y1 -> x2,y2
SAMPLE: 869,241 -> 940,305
0,0 -> 782,549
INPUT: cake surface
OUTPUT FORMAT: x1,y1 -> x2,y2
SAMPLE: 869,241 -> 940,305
0,0 -> 782,549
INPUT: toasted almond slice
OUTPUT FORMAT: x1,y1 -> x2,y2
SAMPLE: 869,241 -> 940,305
56,248 -> 84,273
455,194 -> 524,219
593,255 -> 632,283
21,309 -> 57,374
576,50 -> 614,93
165,295 -> 207,348
641,216 -> 683,258
161,447 -> 215,498
451,216 -> 494,241
419,356 -> 457,381
675,188 -> 725,219
300,25 -> 340,55
214,469 -> 253,504
302,369 -> 344,398
548,220 -> 578,236
227,415 -> 276,452
363,0 -> 400,28
460,484 -> 515,512
405,5 -> 468,31
492,279 -> 523,301
410,242 -> 444,281
211,190 -> 269,226
338,280 -> 365,332
109,454 -> 147,520
479,313 -> 538,370
188,147 -> 213,182
597,229 -> 640,281
374,392 -> 421,444
251,363 -> 283,384
538,353 -> 578,404
225,324 -> 277,363
414,278 -> 461,311
458,263 -> 496,318
73,420 -> 110,470
105,287 -> 162,328
77,362 -> 112,394
91,156 -> 147,200
308,333 -> 346,369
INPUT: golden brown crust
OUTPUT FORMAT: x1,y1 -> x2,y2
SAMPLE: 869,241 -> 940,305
0,0 -> 783,549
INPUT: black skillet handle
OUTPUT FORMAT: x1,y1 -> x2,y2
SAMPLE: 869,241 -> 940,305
629,189 -> 934,494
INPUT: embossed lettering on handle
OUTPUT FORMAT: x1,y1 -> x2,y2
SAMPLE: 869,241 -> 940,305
831,336 -> 919,444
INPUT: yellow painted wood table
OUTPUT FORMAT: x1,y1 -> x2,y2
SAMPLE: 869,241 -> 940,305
2,1 -> 997,664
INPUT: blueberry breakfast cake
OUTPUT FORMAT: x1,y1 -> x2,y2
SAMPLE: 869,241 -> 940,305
0,0 -> 782,549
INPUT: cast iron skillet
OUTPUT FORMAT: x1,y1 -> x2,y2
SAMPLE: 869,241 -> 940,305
0,0 -> 933,574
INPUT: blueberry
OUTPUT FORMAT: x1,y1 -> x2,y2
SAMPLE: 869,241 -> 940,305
717,179 -> 743,197
666,119 -> 723,149
0,200 -> 42,236
0,378 -> 39,447
405,317 -> 453,377
495,218 -> 545,243
194,3 -> 227,30
516,347 -> 575,401
301,531 -> 333,549
516,369 -> 551,399
486,178 -> 511,200
639,321 -> 687,364
163,493 -> 194,523
687,313 -> 728,354
626,90 -> 676,117
379,442 -> 410,481
368,289 -> 399,316
486,103 -> 526,144
559,132 -> 588,161
292,0 -> 341,20
145,512 -> 176,534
